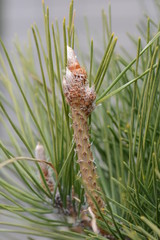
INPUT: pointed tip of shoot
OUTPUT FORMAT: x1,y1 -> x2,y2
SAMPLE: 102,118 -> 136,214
67,45 -> 77,64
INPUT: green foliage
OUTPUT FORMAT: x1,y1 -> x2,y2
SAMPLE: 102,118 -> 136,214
0,1 -> 160,239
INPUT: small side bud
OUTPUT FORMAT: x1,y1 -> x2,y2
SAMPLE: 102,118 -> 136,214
35,142 -> 46,160
35,142 -> 54,194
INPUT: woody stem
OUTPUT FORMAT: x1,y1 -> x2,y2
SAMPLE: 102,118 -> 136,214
72,108 -> 104,214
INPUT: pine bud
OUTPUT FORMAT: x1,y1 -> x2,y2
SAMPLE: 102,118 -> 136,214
35,142 -> 54,193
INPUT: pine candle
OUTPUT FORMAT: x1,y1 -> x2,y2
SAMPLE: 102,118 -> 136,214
63,46 -> 104,215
